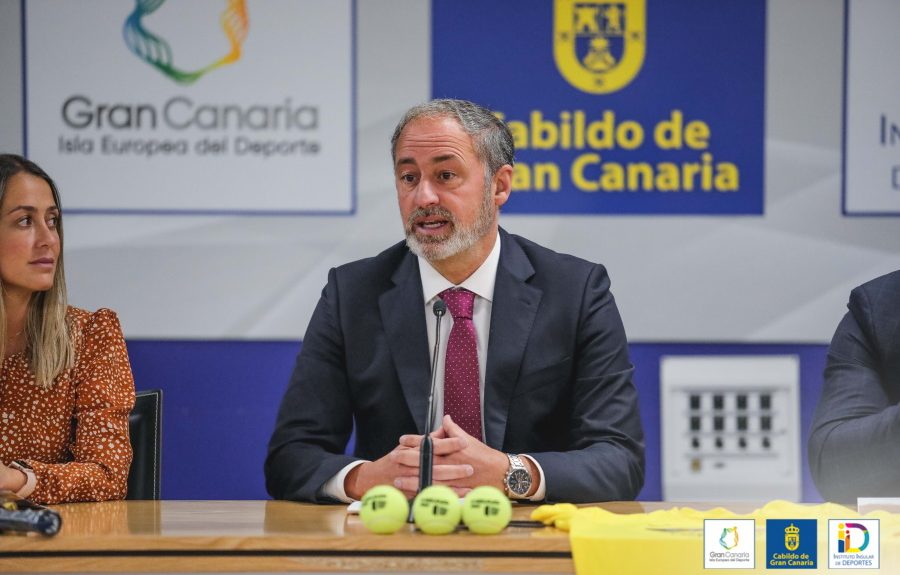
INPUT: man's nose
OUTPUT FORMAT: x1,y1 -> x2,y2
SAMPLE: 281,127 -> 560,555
414,179 -> 439,207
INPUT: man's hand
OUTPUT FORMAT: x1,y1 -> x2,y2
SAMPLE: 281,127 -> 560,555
398,415 -> 541,498
434,415 -> 508,495
345,433 -> 472,500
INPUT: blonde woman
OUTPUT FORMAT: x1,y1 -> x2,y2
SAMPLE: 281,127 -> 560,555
0,154 -> 134,504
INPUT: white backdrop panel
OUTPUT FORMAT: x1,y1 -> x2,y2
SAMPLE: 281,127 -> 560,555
25,0 -> 352,214
844,0 -> 900,214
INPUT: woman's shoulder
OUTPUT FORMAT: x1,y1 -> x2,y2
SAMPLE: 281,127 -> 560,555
66,306 -> 121,326
66,306 -> 124,343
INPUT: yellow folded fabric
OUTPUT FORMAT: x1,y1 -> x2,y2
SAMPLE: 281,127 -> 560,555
531,501 -> 900,575
531,502 -> 578,530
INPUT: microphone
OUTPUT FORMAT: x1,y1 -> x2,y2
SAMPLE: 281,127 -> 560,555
418,298 -> 446,492
0,492 -> 62,536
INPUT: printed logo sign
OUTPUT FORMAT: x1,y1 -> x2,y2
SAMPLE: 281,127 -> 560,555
704,519 -> 755,569
765,519 -> 816,569
124,0 -> 249,85
24,0 -> 354,215
433,0 -> 765,215
553,0 -> 645,94
828,519 -> 880,569
843,0 -> 900,215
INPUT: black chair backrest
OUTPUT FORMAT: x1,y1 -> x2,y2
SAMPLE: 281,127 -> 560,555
127,389 -> 162,500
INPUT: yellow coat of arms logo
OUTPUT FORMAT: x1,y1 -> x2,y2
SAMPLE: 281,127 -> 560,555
784,523 -> 800,551
554,0 -> 646,94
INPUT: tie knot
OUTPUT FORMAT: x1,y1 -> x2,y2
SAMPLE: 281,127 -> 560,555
439,288 -> 475,320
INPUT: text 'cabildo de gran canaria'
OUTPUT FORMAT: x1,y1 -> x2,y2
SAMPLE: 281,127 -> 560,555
496,109 -> 740,194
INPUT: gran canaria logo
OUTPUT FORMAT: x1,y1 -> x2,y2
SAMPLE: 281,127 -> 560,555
719,526 -> 739,550
123,0 -> 249,85
554,0 -> 645,94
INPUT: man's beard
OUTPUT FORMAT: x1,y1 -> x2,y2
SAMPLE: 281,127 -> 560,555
404,189 -> 495,262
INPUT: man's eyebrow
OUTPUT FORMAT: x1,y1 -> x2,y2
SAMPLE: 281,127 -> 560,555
395,154 -> 461,169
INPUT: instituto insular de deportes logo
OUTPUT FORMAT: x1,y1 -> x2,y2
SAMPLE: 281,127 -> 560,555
829,519 -> 879,569
837,522 -> 869,553
553,0 -> 645,94
123,0 -> 249,85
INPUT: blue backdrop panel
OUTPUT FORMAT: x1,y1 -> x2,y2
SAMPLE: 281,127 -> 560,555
126,339 -> 826,502
127,340 -> 297,500
432,0 -> 765,214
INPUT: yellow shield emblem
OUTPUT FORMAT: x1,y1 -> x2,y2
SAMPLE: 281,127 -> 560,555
784,523 -> 800,551
554,0 -> 646,94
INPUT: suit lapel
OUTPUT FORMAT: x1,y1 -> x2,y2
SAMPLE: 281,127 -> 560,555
483,230 -> 542,450
379,252 -> 432,434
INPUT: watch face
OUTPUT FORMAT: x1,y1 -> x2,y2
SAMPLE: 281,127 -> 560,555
507,468 -> 531,495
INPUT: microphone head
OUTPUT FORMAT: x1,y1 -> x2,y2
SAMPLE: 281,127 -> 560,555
432,299 -> 447,317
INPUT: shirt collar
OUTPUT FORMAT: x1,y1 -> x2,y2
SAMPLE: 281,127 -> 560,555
419,232 -> 501,304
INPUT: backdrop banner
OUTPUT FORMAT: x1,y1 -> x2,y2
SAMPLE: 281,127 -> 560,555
432,0 -> 765,215
843,0 -> 900,216
24,0 -> 354,215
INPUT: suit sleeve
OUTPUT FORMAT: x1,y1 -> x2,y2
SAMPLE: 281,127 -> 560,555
265,268 -> 358,502
528,265 -> 645,503
808,285 -> 900,502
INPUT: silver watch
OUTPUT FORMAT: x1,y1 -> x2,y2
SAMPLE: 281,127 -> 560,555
503,453 -> 532,499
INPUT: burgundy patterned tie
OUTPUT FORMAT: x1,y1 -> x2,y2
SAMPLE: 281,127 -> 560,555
440,288 -> 483,441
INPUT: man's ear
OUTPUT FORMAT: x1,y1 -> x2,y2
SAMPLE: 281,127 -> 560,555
492,164 -> 514,207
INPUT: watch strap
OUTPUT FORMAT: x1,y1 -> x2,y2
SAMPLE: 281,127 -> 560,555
504,453 -> 531,499
507,453 -> 526,471
9,460 -> 37,499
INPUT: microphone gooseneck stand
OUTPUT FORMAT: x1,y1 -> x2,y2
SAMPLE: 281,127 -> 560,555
409,298 -> 446,522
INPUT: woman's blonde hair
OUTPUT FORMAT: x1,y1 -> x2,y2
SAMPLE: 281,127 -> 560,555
0,154 -> 74,388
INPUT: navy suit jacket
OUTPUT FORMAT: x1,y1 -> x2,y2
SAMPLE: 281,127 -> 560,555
265,229 -> 645,503
809,270 -> 900,502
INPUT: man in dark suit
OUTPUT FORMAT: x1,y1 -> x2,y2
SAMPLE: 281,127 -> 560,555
266,99 -> 644,504
809,270 -> 900,502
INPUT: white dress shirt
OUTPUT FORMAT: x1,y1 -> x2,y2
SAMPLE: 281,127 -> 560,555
322,233 -> 546,501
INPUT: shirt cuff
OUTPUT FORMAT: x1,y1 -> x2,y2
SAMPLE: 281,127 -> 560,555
320,460 -> 367,503
519,454 -> 546,501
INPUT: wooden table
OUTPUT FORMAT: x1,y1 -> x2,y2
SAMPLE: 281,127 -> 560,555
1,500 -> 649,573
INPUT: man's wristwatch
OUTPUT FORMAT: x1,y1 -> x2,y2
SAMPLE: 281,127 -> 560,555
8,460 -> 37,499
503,453 -> 532,499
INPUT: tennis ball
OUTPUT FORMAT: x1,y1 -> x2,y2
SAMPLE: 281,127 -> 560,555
412,485 -> 461,535
462,486 -> 512,534
359,485 -> 409,534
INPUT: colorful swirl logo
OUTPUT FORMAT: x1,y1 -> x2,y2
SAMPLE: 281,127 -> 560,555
123,0 -> 249,85
719,526 -> 739,550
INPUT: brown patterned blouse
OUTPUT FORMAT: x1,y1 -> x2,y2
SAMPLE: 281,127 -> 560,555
0,307 -> 135,504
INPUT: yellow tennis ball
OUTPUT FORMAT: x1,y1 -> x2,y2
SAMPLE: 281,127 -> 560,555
462,486 -> 512,534
359,485 -> 409,534
412,485 -> 461,535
